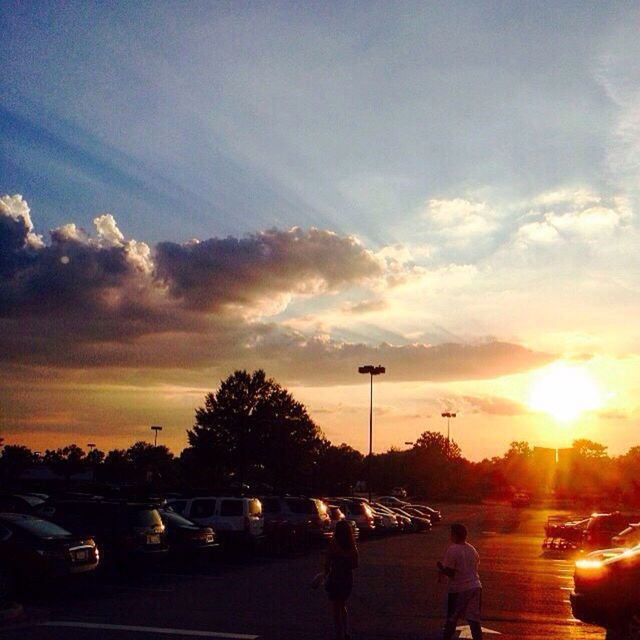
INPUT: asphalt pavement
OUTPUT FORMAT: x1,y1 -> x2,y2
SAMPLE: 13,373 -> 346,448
0,503 -> 605,639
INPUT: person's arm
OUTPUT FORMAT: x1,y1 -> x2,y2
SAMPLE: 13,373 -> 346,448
437,561 -> 455,578
437,547 -> 457,578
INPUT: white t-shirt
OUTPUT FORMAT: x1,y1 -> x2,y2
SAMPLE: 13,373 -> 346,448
442,542 -> 482,593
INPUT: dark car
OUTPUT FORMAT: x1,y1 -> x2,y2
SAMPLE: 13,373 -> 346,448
584,512 -> 640,550
571,546 -> 640,638
0,513 -> 98,597
261,496 -> 332,544
159,508 -> 218,556
37,499 -> 168,567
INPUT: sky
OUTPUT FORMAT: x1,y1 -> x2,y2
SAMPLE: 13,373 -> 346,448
1,1 -> 640,460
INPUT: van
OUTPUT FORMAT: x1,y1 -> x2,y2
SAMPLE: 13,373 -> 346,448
167,496 -> 264,546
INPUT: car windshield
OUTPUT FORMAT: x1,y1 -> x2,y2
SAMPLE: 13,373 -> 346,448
15,494 -> 45,508
12,517 -> 71,539
162,510 -> 196,527
285,498 -> 317,514
126,507 -> 162,528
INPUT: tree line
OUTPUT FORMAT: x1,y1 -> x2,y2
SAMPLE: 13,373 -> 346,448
2,369 -> 639,504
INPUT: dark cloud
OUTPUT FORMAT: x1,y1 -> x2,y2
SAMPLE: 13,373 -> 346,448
0,196 -> 554,387
155,228 -> 383,311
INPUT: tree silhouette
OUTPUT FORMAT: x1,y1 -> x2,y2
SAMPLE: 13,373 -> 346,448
188,370 -> 325,491
0,445 -> 36,481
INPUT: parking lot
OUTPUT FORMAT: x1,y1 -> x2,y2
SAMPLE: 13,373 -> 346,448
0,502 -> 606,639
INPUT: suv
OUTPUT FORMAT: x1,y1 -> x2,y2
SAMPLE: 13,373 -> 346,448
167,496 -> 264,546
261,496 -> 331,542
37,499 -> 168,566
571,546 -> 640,638
584,513 -> 640,550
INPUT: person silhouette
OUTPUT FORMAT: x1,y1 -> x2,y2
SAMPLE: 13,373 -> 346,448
324,520 -> 359,640
437,523 -> 483,640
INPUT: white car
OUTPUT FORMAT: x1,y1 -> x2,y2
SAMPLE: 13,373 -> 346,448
167,496 -> 264,546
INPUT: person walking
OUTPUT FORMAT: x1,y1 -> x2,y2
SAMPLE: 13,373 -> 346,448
324,520 -> 359,640
437,523 -> 483,640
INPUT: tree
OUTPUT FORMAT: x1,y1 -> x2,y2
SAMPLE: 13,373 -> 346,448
409,431 -> 464,498
43,445 -> 86,480
316,443 -> 364,494
0,445 -> 36,481
188,370 -> 325,491
572,439 -> 608,459
126,441 -> 175,486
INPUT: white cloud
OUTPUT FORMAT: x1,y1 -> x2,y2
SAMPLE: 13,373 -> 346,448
423,198 -> 495,238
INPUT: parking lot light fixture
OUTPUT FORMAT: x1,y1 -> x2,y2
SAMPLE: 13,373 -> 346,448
151,425 -> 163,446
358,364 -> 386,502
441,412 -> 457,456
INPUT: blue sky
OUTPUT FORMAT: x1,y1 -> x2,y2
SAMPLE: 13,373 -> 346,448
1,1 -> 640,457
1,1 -> 631,244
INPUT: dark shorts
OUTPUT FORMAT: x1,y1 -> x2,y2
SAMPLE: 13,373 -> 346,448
326,574 -> 353,602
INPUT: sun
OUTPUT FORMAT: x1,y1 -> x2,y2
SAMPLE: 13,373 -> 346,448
528,364 -> 602,421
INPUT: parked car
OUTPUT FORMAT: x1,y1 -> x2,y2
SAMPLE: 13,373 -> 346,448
37,498 -> 168,566
511,492 -> 531,508
378,496 -> 409,508
390,506 -> 431,532
159,508 -> 218,556
584,513 -> 640,550
370,503 -> 402,533
326,504 -> 359,540
0,513 -> 98,596
571,546 -> 640,638
260,496 -> 331,542
0,493 -> 46,514
612,523 -> 640,548
408,504 -> 442,523
328,499 -> 376,536
167,496 -> 264,546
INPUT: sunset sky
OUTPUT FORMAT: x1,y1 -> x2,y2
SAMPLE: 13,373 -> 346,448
1,1 -> 639,460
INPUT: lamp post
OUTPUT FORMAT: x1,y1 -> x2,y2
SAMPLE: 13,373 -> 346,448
441,412 -> 456,457
87,443 -> 96,452
358,364 -> 386,502
151,425 -> 163,446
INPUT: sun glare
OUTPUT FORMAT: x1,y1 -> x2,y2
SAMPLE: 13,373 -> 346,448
528,364 -> 602,422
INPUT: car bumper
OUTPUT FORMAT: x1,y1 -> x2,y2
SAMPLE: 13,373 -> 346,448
570,591 -> 625,628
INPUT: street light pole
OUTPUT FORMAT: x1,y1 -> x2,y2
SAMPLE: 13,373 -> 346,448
151,425 -> 163,446
441,412 -> 457,457
358,364 -> 386,502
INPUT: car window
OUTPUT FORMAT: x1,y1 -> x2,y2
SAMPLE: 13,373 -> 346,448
126,507 -> 162,528
261,498 -> 280,514
220,500 -> 243,517
168,500 -> 187,515
285,498 -> 317,514
191,499 -> 216,518
162,510 -> 195,527
13,517 -> 71,539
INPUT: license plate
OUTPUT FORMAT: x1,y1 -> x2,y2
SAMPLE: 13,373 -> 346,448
206,534 -> 214,543
74,549 -> 88,561
147,534 -> 161,545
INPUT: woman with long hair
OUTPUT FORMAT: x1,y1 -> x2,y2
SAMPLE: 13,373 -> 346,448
324,519 -> 359,640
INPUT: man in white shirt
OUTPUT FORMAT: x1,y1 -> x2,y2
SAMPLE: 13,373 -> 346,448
437,523 -> 483,640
